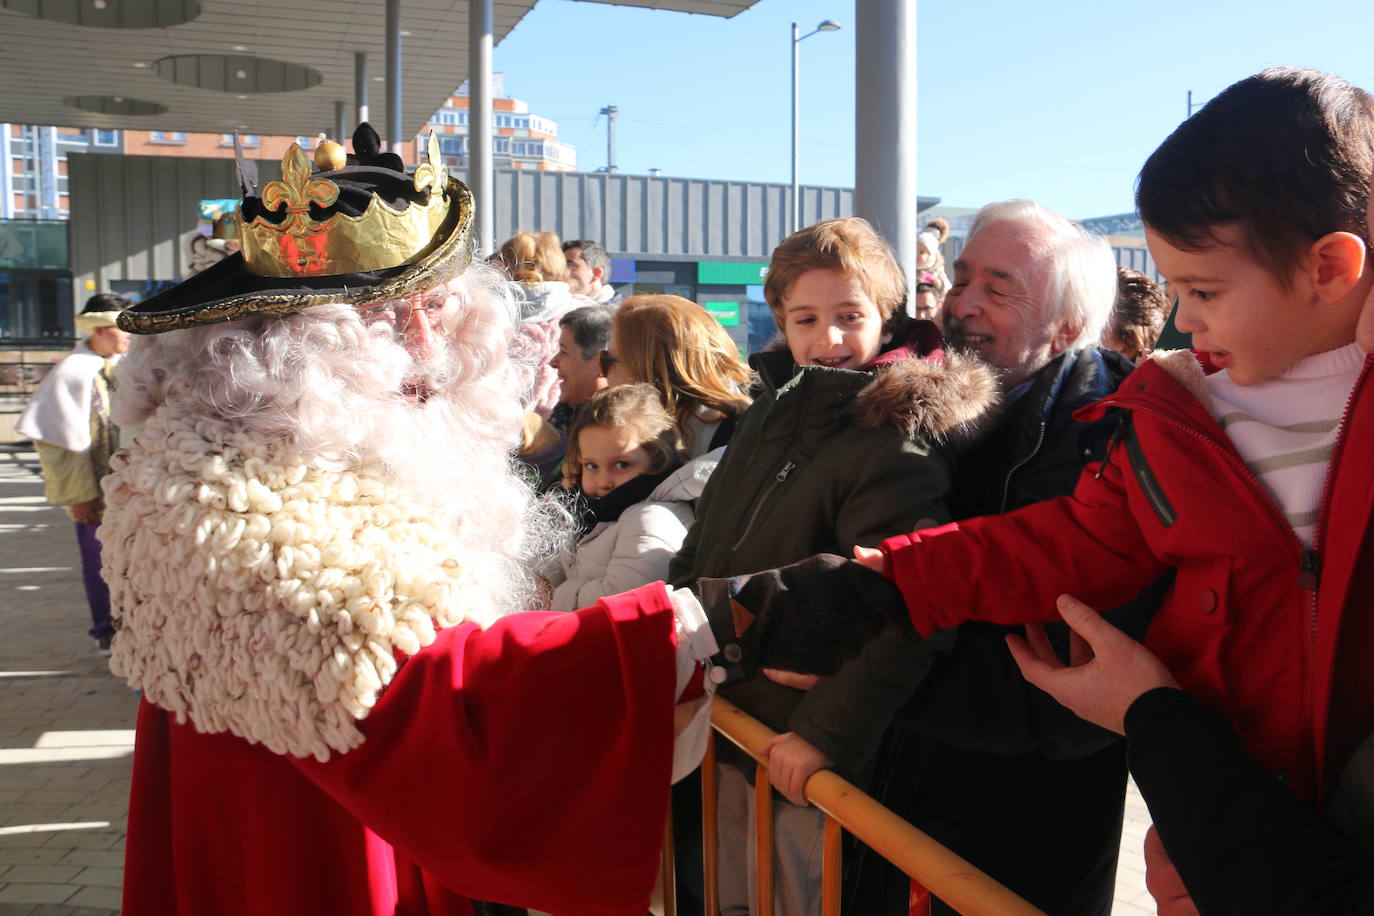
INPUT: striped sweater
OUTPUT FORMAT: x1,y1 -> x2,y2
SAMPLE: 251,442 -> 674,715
1204,341 -> 1366,547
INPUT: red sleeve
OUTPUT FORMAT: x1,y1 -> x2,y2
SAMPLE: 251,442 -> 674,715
879,458 -> 1168,636
294,582 -> 678,916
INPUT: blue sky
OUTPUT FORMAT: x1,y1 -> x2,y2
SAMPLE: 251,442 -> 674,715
495,0 -> 1374,220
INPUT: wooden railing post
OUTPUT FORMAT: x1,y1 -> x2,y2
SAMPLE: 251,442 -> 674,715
754,763 -> 775,916
703,731 -> 720,916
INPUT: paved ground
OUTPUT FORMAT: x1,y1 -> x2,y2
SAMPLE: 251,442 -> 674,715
0,448 -> 136,915
0,444 -> 1157,915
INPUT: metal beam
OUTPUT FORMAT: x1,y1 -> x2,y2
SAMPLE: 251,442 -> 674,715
386,0 -> 403,151
854,0 -> 917,311
334,101 -> 347,144
469,0 -> 495,251
355,52 -> 369,128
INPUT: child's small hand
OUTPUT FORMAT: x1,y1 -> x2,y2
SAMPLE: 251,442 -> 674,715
760,732 -> 833,806
1006,594 -> 1177,735
853,545 -> 885,573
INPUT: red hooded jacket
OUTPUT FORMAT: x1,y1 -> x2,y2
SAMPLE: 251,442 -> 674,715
879,350 -> 1374,804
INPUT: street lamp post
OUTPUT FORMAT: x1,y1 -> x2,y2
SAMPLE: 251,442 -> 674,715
791,19 -> 841,234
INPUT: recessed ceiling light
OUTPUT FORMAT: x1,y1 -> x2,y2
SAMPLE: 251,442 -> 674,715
235,94 -> 248,100
400,30 -> 412,37
113,96 -> 124,102
235,69 -> 248,79
132,61 -> 149,68
93,0 -> 107,8
232,45 -> 248,51
371,76 -> 384,82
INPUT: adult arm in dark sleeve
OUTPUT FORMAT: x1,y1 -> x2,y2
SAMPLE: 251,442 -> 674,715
892,575 -> 1169,758
1127,687 -> 1374,916
791,574 -> 1168,772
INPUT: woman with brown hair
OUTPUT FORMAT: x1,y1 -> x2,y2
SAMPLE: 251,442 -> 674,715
605,295 -> 751,457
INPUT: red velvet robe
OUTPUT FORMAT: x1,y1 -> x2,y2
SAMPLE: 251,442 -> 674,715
122,583 -> 679,915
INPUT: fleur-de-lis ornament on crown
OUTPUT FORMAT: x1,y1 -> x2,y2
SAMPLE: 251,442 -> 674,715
261,146 -> 340,234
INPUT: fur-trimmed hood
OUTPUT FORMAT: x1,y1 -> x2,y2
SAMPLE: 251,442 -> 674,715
750,321 -> 1001,448
853,349 -> 1000,446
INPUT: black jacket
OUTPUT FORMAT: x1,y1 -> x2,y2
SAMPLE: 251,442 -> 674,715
831,346 -> 1152,916
1127,688 -> 1374,916
669,324 -> 998,776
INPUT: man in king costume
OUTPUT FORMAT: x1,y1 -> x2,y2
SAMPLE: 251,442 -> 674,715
103,125 -> 718,916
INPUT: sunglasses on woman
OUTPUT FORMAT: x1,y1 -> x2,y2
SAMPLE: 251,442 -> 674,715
598,349 -> 619,376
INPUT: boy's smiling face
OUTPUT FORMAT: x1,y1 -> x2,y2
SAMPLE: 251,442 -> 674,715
782,268 -> 891,371
1147,224 -> 1354,386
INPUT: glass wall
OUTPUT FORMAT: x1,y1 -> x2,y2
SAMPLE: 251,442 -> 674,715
0,220 -> 72,341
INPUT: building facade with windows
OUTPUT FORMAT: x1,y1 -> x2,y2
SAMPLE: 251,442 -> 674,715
428,75 -> 576,172
0,125 -> 121,220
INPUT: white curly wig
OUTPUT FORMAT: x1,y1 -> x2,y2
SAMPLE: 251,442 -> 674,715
113,258 -> 561,618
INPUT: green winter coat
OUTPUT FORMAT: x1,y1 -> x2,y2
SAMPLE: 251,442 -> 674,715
669,331 -> 999,774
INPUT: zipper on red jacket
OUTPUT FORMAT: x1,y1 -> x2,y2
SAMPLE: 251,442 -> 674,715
1301,354 -> 1372,801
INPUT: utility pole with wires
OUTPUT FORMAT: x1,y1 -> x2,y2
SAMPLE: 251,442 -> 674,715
1186,90 -> 1205,118
600,105 -> 618,173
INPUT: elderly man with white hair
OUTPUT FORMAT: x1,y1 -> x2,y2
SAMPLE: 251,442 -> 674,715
721,200 -> 1163,915
103,125 -> 717,916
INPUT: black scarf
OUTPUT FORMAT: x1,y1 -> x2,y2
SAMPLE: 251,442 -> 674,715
573,464 -> 681,536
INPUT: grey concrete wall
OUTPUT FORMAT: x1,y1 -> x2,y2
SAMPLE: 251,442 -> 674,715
68,153 -> 926,297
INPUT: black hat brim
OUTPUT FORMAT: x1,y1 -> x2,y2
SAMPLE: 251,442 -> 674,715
119,178 -> 473,335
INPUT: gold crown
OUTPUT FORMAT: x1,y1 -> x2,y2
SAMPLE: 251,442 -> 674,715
238,133 -> 451,279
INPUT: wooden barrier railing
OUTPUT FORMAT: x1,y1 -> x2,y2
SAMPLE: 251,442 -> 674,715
668,696 -> 1048,916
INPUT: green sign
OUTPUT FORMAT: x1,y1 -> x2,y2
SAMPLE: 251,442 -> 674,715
703,301 -> 740,327
697,261 -> 769,285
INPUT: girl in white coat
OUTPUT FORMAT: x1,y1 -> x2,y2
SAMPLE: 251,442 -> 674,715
549,384 -> 720,612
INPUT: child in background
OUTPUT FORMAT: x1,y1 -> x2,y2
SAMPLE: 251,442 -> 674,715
670,217 -> 999,916
548,384 -> 720,612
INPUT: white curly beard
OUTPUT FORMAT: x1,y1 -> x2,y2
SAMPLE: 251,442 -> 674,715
102,407 -> 504,762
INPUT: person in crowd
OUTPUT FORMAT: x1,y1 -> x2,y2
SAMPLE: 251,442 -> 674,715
522,304 -> 614,487
495,230 -> 594,418
915,217 -> 952,300
16,293 -> 131,655
913,277 -> 942,322
549,305 -> 613,431
720,67 -> 1374,916
749,200 -> 1143,916
564,238 -> 619,305
101,127 -> 719,915
547,383 -> 719,612
1103,265 -> 1168,362
670,217 -> 999,916
603,295 -> 751,457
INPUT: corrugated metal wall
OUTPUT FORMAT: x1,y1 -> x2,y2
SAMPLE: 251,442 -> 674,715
68,153 -> 859,295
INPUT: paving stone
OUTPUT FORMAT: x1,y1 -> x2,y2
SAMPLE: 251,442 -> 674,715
40,835 -> 119,853
0,867 -> 80,885
66,870 -> 117,891
59,887 -> 120,910
0,851 -> 65,868
0,885 -> 75,905
51,852 -> 118,871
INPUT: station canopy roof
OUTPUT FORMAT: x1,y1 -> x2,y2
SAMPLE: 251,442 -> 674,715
0,0 -> 758,137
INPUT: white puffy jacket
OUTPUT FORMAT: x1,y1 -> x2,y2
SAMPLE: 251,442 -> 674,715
550,448 -> 722,612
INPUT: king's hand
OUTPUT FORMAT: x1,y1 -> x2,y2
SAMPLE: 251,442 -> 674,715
696,553 -> 916,687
